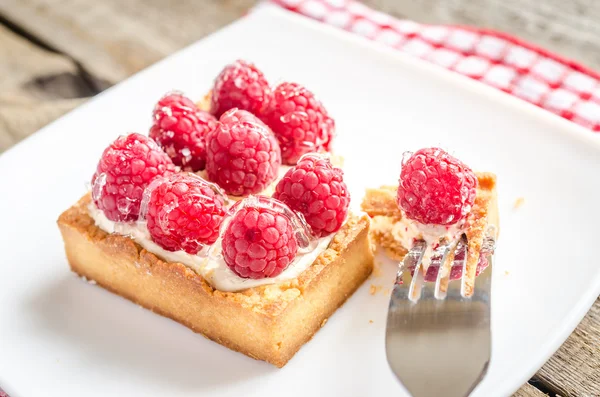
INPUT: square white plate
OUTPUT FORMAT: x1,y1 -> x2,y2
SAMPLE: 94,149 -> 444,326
1,5 -> 599,397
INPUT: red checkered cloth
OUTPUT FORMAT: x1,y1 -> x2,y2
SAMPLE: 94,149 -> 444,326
271,0 -> 600,132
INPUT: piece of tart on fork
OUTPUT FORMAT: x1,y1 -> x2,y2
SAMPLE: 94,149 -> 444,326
361,147 -> 498,296
362,147 -> 499,396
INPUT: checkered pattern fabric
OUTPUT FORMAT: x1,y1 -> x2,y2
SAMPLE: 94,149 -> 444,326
271,0 -> 600,132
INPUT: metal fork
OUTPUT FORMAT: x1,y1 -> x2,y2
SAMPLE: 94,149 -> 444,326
385,227 -> 496,397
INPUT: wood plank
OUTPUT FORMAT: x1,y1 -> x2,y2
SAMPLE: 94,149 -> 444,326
0,0 -> 258,86
0,23 -> 93,98
0,96 -> 85,152
512,383 -> 549,397
0,23 -> 89,151
534,298 -> 600,397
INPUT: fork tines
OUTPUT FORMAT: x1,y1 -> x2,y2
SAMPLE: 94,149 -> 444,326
399,228 -> 496,302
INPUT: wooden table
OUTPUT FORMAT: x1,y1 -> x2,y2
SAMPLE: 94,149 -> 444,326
0,1 -> 598,395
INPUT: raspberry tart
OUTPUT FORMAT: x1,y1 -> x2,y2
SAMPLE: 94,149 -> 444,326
57,62 -> 373,368
361,148 -> 498,295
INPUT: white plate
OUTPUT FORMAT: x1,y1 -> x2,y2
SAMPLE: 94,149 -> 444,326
1,5 -> 599,397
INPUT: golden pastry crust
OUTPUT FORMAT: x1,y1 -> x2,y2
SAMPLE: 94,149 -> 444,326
361,185 -> 407,260
361,172 -> 498,295
57,194 -> 373,367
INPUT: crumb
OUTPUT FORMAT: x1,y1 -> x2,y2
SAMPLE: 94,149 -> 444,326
513,197 -> 525,209
504,270 -> 510,276
371,261 -> 383,278
383,288 -> 391,297
88,279 -> 97,285
320,319 -> 328,327
369,320 -> 374,324
369,284 -> 382,295
369,240 -> 377,253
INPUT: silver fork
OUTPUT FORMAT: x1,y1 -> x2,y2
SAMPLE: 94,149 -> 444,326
385,227 -> 497,397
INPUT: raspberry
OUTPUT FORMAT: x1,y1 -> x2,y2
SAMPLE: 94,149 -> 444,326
205,108 -> 281,196
210,60 -> 272,118
273,154 -> 350,237
91,133 -> 175,222
222,197 -> 299,279
397,148 -> 477,225
150,92 -> 217,172
264,82 -> 335,165
144,173 -> 227,254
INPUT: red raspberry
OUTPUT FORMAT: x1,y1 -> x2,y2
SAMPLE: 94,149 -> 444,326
397,148 -> 477,225
210,60 -> 272,118
205,108 -> 281,196
273,154 -> 350,237
264,82 -> 335,165
144,173 -> 228,254
222,197 -> 299,279
91,133 -> 175,222
150,92 -> 217,172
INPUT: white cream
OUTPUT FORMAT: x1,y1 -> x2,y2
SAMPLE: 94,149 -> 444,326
390,217 -> 464,253
372,213 -> 464,269
88,203 -> 334,292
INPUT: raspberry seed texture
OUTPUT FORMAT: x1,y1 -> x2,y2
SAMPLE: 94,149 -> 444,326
91,133 -> 175,222
144,173 -> 228,254
210,60 -> 272,118
205,108 -> 281,196
396,147 -> 477,225
222,196 -> 303,279
150,92 -> 218,172
274,153 -> 350,237
265,82 -> 335,165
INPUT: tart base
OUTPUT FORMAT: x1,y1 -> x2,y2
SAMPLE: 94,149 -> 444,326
57,195 -> 373,367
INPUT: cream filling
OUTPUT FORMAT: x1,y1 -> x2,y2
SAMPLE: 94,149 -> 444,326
371,214 -> 464,269
88,203 -> 334,292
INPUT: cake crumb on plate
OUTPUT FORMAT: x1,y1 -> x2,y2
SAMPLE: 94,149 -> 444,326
369,284 -> 382,295
371,261 -> 383,277
513,197 -> 525,209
